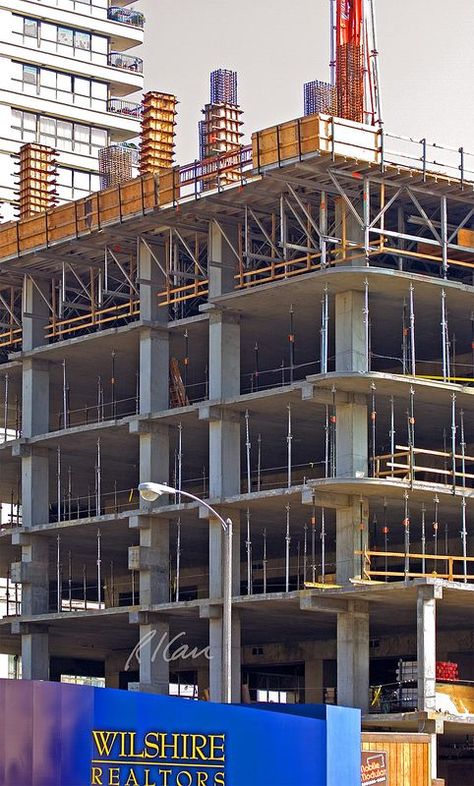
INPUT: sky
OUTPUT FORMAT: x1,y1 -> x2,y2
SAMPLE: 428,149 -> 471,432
136,0 -> 474,166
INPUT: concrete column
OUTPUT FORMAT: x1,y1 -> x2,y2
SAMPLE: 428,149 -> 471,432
337,600 -> 369,713
208,221 -> 238,298
20,447 -> 50,528
336,497 -> 369,584
22,358 -> 49,437
417,585 -> 439,712
138,619 -> 170,694
22,275 -> 49,351
21,629 -> 49,681
335,290 -> 366,373
139,327 -> 169,415
335,395 -> 368,478
11,534 -> 50,681
139,241 -> 166,324
197,664 -> 209,699
207,300 -> 241,702
105,655 -> 122,689
305,658 -> 324,704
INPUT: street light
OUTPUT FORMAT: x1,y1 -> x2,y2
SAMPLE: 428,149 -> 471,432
138,482 -> 233,704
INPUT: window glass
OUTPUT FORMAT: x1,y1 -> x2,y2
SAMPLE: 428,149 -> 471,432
23,18 -> 38,38
57,73 -> 72,92
91,82 -> 107,100
41,23 -> 56,42
74,77 -> 90,97
57,121 -> 73,140
58,27 -> 73,45
40,70 -> 56,88
75,31 -> 91,50
40,117 -> 56,135
57,168 -> 73,187
91,128 -> 107,148
23,112 -> 36,132
22,65 -> 38,85
92,35 -> 107,54
74,171 -> 90,190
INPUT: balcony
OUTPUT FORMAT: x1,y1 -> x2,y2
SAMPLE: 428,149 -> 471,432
107,6 -> 145,28
107,98 -> 142,118
108,52 -> 143,73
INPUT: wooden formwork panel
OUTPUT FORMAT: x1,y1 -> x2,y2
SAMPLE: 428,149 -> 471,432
159,168 -> 180,205
252,116 -> 322,168
362,732 -> 431,786
0,174 -> 160,261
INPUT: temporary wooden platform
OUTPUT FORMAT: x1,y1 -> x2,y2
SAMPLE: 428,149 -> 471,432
362,732 -> 432,786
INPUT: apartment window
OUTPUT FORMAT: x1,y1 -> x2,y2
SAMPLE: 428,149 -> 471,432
11,109 -> 37,143
23,18 -> 38,38
22,65 -> 39,87
57,26 -> 91,51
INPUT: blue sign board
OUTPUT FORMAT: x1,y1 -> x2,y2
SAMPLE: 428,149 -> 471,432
0,679 -> 360,785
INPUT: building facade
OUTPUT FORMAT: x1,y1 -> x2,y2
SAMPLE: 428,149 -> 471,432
0,0 -> 144,220
0,114 -> 473,784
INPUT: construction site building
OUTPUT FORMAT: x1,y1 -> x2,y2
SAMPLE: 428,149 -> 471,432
0,0 -> 144,220
0,112 -> 473,785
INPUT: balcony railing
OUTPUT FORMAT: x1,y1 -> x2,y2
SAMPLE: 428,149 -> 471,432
108,52 -> 143,73
107,98 -> 142,118
107,6 -> 145,27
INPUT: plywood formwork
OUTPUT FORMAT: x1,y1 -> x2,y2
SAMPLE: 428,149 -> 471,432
15,143 -> 58,219
140,91 -> 178,174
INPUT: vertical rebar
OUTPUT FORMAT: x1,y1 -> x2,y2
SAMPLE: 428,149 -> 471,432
311,503 -> 316,583
68,550 -> 72,611
3,373 -> 8,442
371,383 -> 376,477
289,304 -> 295,383
245,410 -> 251,494
285,504 -> 291,592
364,278 -> 370,372
433,495 -> 439,557
409,284 -> 416,376
57,446 -> 61,523
389,395 -> 395,475
97,528 -> 102,608
421,503 -> 426,575
287,404 -> 292,489
461,497 -> 467,583
451,393 -> 457,493
257,433 -> 262,491
403,492 -> 410,580
246,508 -> 252,596
320,286 -> 329,374
56,534 -> 61,612
321,507 -> 326,583
62,360 -> 68,428
96,439 -> 101,517
175,518 -> 181,602
262,528 -> 267,594
177,422 -> 183,502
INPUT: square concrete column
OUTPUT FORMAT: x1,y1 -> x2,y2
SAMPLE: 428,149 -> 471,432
208,221 -> 238,298
335,291 -> 367,372
22,358 -> 49,437
22,275 -> 50,351
139,327 -> 169,414
337,600 -> 369,713
417,585 -> 440,712
207,303 -> 241,702
305,658 -> 324,703
335,394 -> 368,479
129,516 -> 170,695
139,240 -> 167,325
19,627 -> 49,681
11,534 -> 50,681
336,497 -> 369,584
19,446 -> 50,528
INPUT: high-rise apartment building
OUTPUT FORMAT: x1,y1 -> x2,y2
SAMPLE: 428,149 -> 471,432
0,0 -> 145,221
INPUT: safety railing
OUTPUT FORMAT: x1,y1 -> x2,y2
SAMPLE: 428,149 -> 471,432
357,549 -> 474,583
374,445 -> 474,489
107,6 -> 145,27
108,52 -> 143,73
107,98 -> 142,118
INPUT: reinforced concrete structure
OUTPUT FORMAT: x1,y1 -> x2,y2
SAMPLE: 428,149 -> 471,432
0,0 -> 144,220
0,113 -> 473,784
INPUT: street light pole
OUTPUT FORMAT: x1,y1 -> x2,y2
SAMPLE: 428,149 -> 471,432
138,481 -> 233,704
